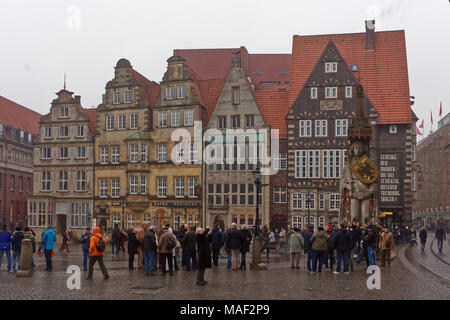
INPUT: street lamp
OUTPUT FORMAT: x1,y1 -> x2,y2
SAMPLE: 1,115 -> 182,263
252,167 -> 262,237
121,199 -> 125,230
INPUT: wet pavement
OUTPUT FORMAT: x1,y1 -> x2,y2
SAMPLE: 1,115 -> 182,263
0,243 -> 449,300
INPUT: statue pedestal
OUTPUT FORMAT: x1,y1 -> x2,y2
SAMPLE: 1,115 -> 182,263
16,239 -> 33,278
250,236 -> 266,270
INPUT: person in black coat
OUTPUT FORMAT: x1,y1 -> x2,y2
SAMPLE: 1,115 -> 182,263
210,225 -> 223,267
127,228 -> 139,270
419,228 -> 427,252
240,225 -> 252,270
333,225 -> 352,274
227,223 -> 244,270
196,227 -> 211,285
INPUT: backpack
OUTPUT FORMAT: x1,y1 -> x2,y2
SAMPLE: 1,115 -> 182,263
166,236 -> 175,250
94,235 -> 105,252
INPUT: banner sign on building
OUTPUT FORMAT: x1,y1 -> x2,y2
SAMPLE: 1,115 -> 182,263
378,153 -> 404,207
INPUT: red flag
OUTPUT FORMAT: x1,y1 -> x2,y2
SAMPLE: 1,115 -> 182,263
416,127 -> 423,135
431,111 -> 433,124
439,101 -> 442,117
419,119 -> 424,129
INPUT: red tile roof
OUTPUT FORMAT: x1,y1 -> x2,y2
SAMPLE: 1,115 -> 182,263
131,69 -> 160,107
0,95 -> 42,135
289,30 -> 412,124
197,78 -> 227,126
253,90 -> 290,138
248,54 -> 291,89
82,108 -> 97,134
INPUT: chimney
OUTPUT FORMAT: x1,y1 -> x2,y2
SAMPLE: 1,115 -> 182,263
365,20 -> 376,51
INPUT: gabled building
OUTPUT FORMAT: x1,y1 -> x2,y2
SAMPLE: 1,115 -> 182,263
0,96 -> 41,230
204,56 -> 271,229
29,89 -> 95,237
286,21 -> 416,229
94,59 -> 160,231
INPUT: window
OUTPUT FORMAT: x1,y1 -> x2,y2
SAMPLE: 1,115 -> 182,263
112,214 -> 120,227
175,177 -> 185,198
71,203 -> 79,228
59,147 -> 68,159
330,194 -> 340,210
232,86 -> 240,104
325,87 -> 338,99
42,147 -> 51,159
77,125 -> 84,137
184,110 -> 193,126
295,150 -> 307,179
218,116 -> 227,129
311,87 -> 317,99
323,150 -> 341,179
175,143 -> 184,163
18,177 -> 23,191
118,114 -> 126,130
315,120 -> 327,137
292,193 -> 302,209
299,120 -> 311,137
157,178 -> 167,197
77,146 -> 86,158
308,150 -> 320,178
130,114 -> 138,129
389,125 -> 397,134
292,216 -> 303,229
166,87 -> 174,100
140,176 -> 147,194
157,144 -> 167,162
38,202 -> 46,227
28,202 -> 36,227
42,172 -> 51,191
158,111 -> 167,127
412,145 -> 416,162
247,184 -> 254,205
273,187 -> 287,203
188,177 -> 198,198
124,90 -> 132,103
111,179 -> 120,198
141,144 -> 147,162
26,178 -> 30,192
142,214 -> 151,225
111,146 -> 120,164
177,86 -> 186,99
59,126 -> 69,138
9,175 -> 14,191
189,143 -> 198,163
106,115 -> 114,130
44,127 -> 52,138
345,86 -> 352,98
231,115 -> 240,128
100,147 -> 108,164
274,154 -> 287,170
130,176 -> 138,194
81,203 -> 89,228
325,62 -> 337,73
127,214 -> 135,230
59,107 -> 69,118
319,194 -> 325,210
336,119 -> 348,137
76,171 -> 86,191
412,172 -> 416,191
59,171 -> 68,191
305,193 -> 315,210
319,216 -> 325,228
130,144 -> 138,163
113,91 -> 120,104
245,115 -> 255,128
171,111 -> 180,127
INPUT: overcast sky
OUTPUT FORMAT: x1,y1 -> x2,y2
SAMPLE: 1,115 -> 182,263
0,0 -> 448,140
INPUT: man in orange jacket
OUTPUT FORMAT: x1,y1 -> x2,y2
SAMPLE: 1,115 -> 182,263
86,227 -> 110,280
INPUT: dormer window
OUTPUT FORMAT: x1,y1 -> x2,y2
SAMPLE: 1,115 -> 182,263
311,87 -> 317,99
325,87 -> 338,99
113,91 -> 120,104
325,62 -> 337,73
166,87 -> 174,100
124,90 -> 132,103
177,86 -> 186,99
389,125 -> 397,134
60,107 -> 69,118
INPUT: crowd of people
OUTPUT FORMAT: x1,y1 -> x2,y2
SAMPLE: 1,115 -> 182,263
0,221 -> 448,285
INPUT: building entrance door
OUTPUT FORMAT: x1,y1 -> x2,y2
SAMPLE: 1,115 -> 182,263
57,215 -> 66,234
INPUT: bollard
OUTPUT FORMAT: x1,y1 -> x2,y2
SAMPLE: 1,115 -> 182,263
250,237 -> 263,270
16,239 -> 32,277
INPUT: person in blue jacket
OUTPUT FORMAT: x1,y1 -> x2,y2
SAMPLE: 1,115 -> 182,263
80,228 -> 91,271
0,224 -> 12,272
11,227 -> 24,272
41,226 -> 56,271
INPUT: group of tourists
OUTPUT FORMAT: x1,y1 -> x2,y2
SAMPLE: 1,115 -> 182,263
0,225 -> 38,272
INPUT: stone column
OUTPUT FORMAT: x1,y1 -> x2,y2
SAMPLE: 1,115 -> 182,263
16,239 -> 32,277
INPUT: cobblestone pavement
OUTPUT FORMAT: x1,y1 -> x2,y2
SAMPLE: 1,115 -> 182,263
0,243 -> 449,300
